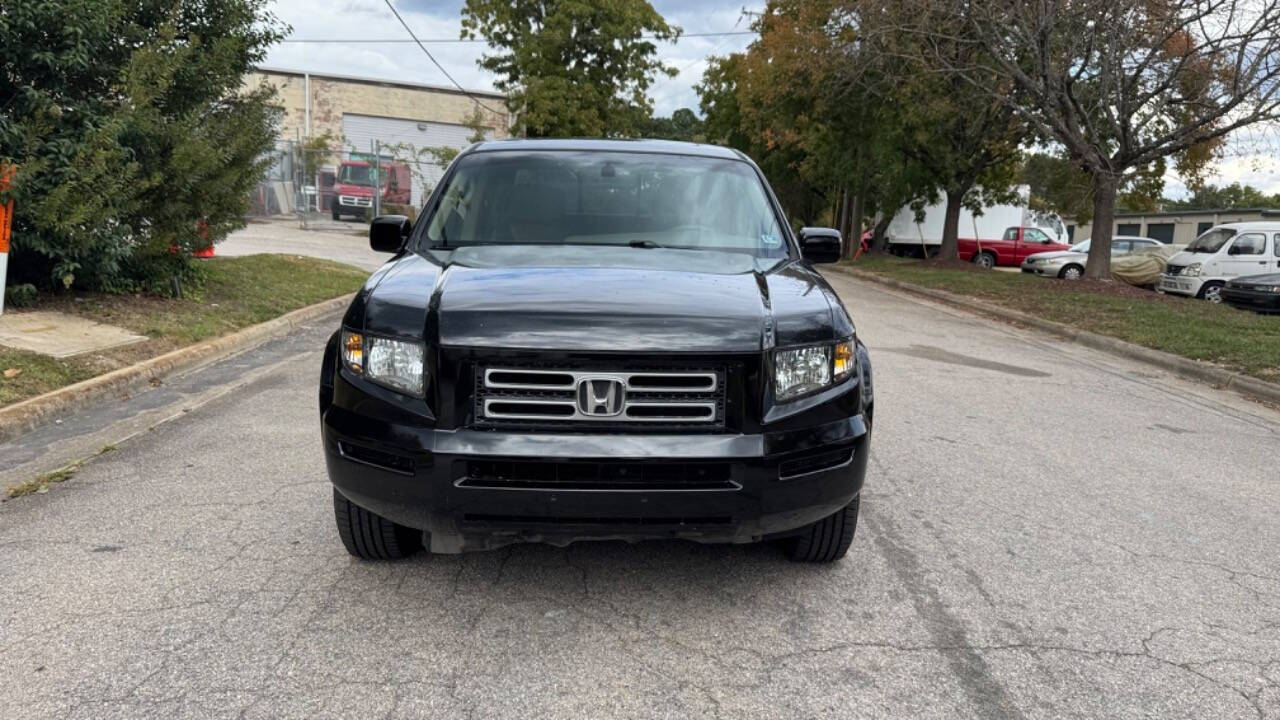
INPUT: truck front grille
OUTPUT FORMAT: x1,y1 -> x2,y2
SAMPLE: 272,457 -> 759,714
474,364 -> 726,429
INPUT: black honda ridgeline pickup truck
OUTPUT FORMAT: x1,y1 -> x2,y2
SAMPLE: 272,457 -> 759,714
319,139 -> 873,563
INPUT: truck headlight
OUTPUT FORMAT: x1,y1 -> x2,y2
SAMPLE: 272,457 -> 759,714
341,330 -> 426,397
1183,262 -> 1202,277
775,339 -> 856,401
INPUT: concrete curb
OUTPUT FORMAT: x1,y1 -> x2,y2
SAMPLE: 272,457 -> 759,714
827,265 -> 1280,406
0,293 -> 354,443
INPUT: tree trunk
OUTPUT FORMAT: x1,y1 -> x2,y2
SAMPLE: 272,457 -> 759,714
838,188 -> 853,259
848,190 -> 865,259
870,214 -> 892,252
938,188 -> 965,261
1085,171 -> 1118,280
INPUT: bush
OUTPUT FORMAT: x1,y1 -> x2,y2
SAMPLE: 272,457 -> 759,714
0,0 -> 286,294
4,283 -> 38,309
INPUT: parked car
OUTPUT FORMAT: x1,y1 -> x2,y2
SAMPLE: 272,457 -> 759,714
1159,223 -> 1280,302
332,160 -> 412,221
1222,273 -> 1280,313
319,139 -> 874,564
1021,236 -> 1163,279
961,226 -> 1074,268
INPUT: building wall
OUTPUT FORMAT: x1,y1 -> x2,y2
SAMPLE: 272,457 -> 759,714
246,69 -> 510,145
1073,210 -> 1271,246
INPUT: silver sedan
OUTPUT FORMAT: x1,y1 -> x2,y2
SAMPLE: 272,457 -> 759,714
1021,236 -> 1163,279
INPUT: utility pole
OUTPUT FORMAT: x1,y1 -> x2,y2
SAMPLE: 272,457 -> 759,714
372,140 -> 381,218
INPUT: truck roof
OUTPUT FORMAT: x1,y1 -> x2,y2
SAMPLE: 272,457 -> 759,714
1210,221 -> 1280,231
467,138 -> 747,161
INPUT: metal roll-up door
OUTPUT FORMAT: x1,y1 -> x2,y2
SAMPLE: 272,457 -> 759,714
341,113 -> 494,206
1144,223 -> 1175,244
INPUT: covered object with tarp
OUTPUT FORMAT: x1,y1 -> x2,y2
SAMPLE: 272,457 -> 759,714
1112,245 -> 1186,287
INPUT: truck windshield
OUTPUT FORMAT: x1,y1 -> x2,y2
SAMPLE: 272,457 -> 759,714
420,150 -> 789,258
1186,228 -> 1236,253
338,165 -> 382,187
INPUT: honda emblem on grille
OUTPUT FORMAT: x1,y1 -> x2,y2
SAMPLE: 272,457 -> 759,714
577,378 -> 625,417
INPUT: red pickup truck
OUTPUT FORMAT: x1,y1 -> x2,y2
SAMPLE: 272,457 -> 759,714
959,226 -> 1071,268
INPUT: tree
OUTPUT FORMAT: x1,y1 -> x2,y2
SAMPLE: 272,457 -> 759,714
461,0 -> 680,138
920,0 -> 1280,278
642,108 -> 705,142
859,0 -> 1029,262
1,0 -> 286,293
1165,182 -> 1280,210
697,55 -> 753,153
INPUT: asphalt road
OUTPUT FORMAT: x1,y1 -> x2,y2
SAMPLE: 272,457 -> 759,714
2,271 -> 1278,719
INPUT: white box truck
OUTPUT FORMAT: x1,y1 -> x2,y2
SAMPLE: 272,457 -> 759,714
885,186 -> 1066,257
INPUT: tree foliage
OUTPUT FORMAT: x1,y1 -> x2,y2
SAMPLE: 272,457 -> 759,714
641,109 -> 705,143
1164,182 -> 1280,211
0,0 -> 286,293
461,0 -> 680,138
913,0 -> 1280,278
696,1 -> 1028,257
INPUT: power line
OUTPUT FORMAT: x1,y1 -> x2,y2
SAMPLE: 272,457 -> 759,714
281,31 -> 757,44
380,0 -> 505,116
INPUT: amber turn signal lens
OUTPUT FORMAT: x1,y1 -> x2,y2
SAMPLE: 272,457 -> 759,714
833,339 -> 855,381
341,330 -> 364,373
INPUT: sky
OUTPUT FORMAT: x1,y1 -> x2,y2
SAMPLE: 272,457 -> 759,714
263,0 -> 1280,198
263,0 -> 762,118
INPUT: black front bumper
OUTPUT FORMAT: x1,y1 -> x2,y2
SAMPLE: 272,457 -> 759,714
1222,287 -> 1280,313
321,404 -> 870,553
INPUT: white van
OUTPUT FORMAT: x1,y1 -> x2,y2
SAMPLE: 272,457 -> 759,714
1159,222 -> 1280,302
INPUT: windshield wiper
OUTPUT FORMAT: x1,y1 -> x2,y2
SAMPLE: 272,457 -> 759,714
629,240 -> 663,249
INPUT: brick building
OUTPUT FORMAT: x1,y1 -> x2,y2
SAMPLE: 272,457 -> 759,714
247,67 -> 510,212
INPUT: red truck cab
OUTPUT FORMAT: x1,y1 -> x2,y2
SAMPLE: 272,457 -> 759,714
959,226 -> 1070,268
332,161 -> 411,220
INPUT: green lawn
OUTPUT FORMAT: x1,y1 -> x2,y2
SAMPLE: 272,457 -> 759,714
845,254 -> 1280,381
0,254 -> 367,407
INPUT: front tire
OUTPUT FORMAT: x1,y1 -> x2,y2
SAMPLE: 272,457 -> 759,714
333,489 -> 422,560
331,208 -> 341,221
1059,264 -> 1084,280
1199,281 -> 1224,303
784,497 -> 860,563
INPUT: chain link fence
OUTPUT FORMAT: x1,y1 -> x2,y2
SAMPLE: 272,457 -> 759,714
249,139 -> 450,233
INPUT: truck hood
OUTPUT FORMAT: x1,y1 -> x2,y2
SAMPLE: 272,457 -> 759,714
349,246 -> 845,353
1166,251 -> 1200,267
1026,250 -> 1083,262
336,184 -> 375,197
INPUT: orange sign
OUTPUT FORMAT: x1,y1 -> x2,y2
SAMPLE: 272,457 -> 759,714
0,164 -> 13,253
0,163 -> 13,252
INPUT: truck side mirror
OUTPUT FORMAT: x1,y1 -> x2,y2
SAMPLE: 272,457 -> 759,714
798,227 -> 841,264
370,215 -> 411,253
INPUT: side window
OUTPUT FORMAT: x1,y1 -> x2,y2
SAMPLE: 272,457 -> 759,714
1275,234 -> 1280,257
1231,233 -> 1266,255
1111,240 -> 1131,254
1003,227 -> 1017,242
1024,229 -> 1050,244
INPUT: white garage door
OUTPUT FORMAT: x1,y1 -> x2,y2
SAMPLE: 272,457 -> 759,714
341,113 -> 495,206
